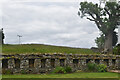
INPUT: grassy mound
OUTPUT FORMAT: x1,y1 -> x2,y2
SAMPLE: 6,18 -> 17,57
2,44 -> 99,55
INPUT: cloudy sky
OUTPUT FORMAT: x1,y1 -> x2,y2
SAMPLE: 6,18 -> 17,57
0,0 -> 111,48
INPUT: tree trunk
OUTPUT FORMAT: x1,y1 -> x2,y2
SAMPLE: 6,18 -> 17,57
104,31 -> 113,54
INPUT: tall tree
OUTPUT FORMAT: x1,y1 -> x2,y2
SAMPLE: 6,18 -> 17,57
95,31 -> 118,52
78,1 -> 120,54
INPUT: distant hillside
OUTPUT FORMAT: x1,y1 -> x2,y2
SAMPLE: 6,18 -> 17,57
2,44 -> 100,55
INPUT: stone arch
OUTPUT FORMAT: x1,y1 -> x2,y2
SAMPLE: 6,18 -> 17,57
73,59 -> 79,67
60,59 -> 65,67
41,59 -> 46,68
29,59 -> 35,68
86,59 -> 91,64
95,59 -> 100,64
2,59 -> 8,68
51,59 -> 55,68
104,59 -> 109,66
14,59 -> 20,68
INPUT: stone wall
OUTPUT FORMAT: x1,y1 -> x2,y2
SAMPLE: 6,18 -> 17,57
2,53 -> 120,74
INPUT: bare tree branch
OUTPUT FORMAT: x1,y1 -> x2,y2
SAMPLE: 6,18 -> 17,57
104,8 -> 110,16
95,21 -> 101,30
87,17 -> 95,21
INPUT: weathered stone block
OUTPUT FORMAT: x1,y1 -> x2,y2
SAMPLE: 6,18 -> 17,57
8,59 -> 15,69
20,59 -> 29,68
34,59 -> 41,68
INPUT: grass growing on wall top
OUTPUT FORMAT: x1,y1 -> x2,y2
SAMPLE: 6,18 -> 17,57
2,44 -> 100,54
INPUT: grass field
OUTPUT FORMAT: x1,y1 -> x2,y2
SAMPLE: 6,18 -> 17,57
2,72 -> 119,78
2,44 -> 99,54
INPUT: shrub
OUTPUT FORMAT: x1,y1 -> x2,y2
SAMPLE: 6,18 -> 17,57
86,63 -> 107,72
97,64 -> 107,72
53,67 -> 66,74
53,66 -> 72,74
21,69 -> 27,74
113,44 -> 120,55
64,66 -> 72,73
87,63 -> 97,72
2,69 -> 13,74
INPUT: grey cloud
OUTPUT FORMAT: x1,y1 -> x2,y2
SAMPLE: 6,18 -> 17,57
2,2 -> 99,48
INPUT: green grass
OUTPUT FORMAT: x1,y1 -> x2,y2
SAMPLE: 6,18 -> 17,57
2,44 -> 100,55
2,72 -> 119,78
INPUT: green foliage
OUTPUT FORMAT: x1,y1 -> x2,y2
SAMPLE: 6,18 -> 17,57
53,67 -> 66,74
95,34 -> 105,51
21,70 -> 27,74
95,32 -> 118,50
87,63 -> 98,72
86,63 -> 107,72
78,1 -> 119,34
78,1 -> 119,53
53,66 -> 72,74
64,66 -> 72,73
2,44 -> 99,54
2,69 -> 13,74
97,64 -> 107,72
113,44 -> 120,55
112,32 -> 118,47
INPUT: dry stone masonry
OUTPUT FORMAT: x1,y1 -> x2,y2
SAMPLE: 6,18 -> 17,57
2,53 -> 120,74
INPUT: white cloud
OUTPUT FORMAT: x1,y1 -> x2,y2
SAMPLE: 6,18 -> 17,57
0,0 -> 99,3
2,1 -> 100,48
